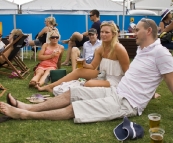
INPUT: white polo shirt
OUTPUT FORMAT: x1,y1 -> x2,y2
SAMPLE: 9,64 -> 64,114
82,40 -> 102,60
117,39 -> 173,115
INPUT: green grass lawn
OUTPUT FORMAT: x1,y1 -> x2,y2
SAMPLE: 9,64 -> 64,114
0,51 -> 173,143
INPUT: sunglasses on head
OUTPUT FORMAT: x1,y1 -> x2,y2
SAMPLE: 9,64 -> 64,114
50,36 -> 59,39
140,18 -> 151,27
102,20 -> 115,24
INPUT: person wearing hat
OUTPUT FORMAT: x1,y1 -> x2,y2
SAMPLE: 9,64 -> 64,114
61,9 -> 101,66
70,28 -> 102,71
159,9 -> 172,33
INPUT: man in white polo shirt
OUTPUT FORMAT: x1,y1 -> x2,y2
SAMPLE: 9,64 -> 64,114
1,18 -> 173,123
71,28 -> 101,71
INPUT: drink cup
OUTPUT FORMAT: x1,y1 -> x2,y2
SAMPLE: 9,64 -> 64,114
148,113 -> 161,128
149,128 -> 165,143
76,58 -> 84,68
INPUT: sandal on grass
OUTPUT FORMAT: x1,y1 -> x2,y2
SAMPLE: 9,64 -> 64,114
6,93 -> 18,107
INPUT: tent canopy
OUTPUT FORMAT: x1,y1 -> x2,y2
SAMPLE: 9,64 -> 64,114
134,0 -> 173,11
21,0 -> 126,14
0,0 -> 19,14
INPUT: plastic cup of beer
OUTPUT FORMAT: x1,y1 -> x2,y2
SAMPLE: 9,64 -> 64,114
148,113 -> 161,128
76,58 -> 84,68
149,128 -> 165,143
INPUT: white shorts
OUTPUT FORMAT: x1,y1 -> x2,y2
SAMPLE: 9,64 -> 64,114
70,86 -> 137,123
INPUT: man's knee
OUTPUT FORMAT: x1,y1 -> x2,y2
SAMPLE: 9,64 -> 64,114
72,47 -> 80,54
64,104 -> 75,119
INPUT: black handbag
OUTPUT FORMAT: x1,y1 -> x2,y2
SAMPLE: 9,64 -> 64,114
159,32 -> 173,43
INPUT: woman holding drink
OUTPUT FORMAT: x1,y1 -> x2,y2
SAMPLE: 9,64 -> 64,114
36,21 -> 130,92
29,31 -> 64,87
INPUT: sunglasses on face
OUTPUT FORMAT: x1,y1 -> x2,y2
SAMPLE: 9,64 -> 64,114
89,14 -> 94,17
50,36 -> 59,39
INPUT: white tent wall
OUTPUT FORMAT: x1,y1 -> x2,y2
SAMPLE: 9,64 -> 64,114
20,0 -> 126,15
133,0 -> 173,14
0,0 -> 19,14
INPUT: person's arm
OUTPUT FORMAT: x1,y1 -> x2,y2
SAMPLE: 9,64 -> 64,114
83,46 -> 102,69
163,72 -> 173,93
163,21 -> 173,32
159,22 -> 165,33
37,27 -> 48,38
116,43 -> 130,73
38,43 -> 54,61
57,45 -> 64,69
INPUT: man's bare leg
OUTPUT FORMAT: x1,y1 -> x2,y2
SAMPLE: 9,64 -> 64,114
6,91 -> 71,112
0,102 -> 74,120
36,68 -> 99,92
71,47 -> 80,71
61,41 -> 76,65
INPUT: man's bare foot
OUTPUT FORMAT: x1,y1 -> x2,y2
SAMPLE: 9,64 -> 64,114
0,102 -> 27,119
152,93 -> 161,99
36,84 -> 53,93
62,39 -> 70,44
7,93 -> 32,110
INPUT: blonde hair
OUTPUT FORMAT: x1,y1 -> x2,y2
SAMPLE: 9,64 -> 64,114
46,17 -> 58,27
11,29 -> 23,36
49,30 -> 59,39
100,21 -> 119,58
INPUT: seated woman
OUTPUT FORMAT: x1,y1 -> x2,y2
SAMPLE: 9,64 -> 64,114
29,30 -> 64,87
159,9 -> 172,33
0,29 -> 23,64
36,21 -> 130,92
28,16 -> 60,57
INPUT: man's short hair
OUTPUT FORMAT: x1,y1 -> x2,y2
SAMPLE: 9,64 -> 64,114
90,9 -> 100,17
140,18 -> 158,40
88,28 -> 97,34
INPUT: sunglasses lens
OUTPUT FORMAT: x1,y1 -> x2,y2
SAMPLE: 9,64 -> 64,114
50,36 -> 59,39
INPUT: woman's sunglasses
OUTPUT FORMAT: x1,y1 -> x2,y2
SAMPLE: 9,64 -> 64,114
50,36 -> 59,39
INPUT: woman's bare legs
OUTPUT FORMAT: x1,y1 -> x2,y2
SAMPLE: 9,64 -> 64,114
38,69 -> 52,86
36,68 -> 99,92
84,79 -> 110,87
29,69 -> 44,87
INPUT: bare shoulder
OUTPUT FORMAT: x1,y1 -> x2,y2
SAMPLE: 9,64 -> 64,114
115,42 -> 127,52
58,44 -> 64,51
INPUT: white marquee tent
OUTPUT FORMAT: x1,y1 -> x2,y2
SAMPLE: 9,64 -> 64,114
132,0 -> 173,14
20,0 -> 126,15
0,0 -> 19,14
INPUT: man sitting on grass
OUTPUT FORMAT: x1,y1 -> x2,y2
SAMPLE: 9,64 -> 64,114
71,28 -> 101,71
1,18 -> 173,123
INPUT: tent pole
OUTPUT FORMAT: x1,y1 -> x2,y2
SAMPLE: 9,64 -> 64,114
13,14 -> 16,29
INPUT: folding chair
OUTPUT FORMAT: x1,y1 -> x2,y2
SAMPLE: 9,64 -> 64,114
0,84 -> 6,97
0,34 -> 30,79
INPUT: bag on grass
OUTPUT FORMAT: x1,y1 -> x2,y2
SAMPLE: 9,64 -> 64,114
50,69 -> 67,83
